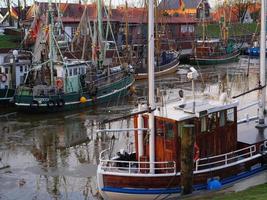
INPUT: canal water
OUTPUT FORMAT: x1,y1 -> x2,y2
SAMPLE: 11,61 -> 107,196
0,61 -> 263,200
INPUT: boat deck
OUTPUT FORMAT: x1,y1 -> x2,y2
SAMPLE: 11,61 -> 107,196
238,119 -> 267,145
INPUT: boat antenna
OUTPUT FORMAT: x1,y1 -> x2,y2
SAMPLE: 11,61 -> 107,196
148,0 -> 155,174
256,0 -> 266,129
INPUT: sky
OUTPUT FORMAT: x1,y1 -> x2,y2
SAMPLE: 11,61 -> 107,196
0,0 -> 217,8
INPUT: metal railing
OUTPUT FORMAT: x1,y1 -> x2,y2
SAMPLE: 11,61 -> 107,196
195,145 -> 257,171
99,148 -> 176,174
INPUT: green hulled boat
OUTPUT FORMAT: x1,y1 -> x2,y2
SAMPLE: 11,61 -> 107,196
189,39 -> 240,65
14,61 -> 134,113
13,0 -> 135,113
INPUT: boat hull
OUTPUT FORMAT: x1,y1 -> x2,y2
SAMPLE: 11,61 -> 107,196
135,61 -> 179,80
97,154 -> 267,200
14,74 -> 134,113
189,51 -> 240,65
0,88 -> 15,105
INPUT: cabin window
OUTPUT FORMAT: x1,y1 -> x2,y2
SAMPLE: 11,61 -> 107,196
208,113 -> 217,131
5,68 -> 8,74
20,66 -> 23,72
218,111 -> 225,127
227,108 -> 234,124
74,68 -> 78,75
20,75 -> 24,84
200,117 -> 207,132
165,122 -> 174,140
156,119 -> 164,136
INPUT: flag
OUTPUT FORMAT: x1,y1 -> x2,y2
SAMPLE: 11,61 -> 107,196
179,0 -> 185,12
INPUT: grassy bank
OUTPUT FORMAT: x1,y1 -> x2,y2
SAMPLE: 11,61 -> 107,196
0,35 -> 21,49
196,22 -> 259,38
186,183 -> 267,200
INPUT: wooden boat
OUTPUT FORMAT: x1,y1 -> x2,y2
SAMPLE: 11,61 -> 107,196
0,50 -> 32,105
135,50 -> 180,80
189,39 -> 240,65
96,0 -> 267,199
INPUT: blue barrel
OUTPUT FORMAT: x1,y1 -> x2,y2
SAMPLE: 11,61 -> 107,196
207,179 -> 222,190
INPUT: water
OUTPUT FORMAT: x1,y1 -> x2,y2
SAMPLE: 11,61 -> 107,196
0,61 -> 263,200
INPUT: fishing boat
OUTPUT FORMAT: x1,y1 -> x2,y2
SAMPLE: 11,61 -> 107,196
189,38 -> 240,65
134,49 -> 180,80
189,0 -> 240,65
0,50 -> 32,105
96,0 -> 267,199
13,0 -> 134,113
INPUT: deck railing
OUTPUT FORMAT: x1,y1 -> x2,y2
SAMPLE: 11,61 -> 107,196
99,148 -> 176,175
195,145 -> 257,171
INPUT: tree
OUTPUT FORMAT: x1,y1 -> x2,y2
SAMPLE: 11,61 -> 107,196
228,0 -> 255,23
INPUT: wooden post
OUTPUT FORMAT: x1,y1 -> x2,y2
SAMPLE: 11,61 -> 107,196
180,124 -> 195,195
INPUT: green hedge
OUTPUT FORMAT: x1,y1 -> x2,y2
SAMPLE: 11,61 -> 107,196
196,22 -> 259,38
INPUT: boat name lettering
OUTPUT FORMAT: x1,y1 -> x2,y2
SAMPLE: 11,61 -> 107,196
34,98 -> 49,102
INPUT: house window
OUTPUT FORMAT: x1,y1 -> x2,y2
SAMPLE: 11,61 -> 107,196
5,68 -> 8,74
200,117 -> 207,132
69,69 -> 73,76
181,25 -> 187,33
227,108 -> 234,124
188,25 -> 194,33
20,66 -> 23,72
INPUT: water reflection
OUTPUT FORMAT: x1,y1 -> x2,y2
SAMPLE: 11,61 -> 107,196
0,62 -> 263,199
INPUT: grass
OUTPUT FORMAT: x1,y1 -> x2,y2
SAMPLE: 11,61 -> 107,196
185,183 -> 267,200
0,35 -> 21,49
196,22 -> 259,38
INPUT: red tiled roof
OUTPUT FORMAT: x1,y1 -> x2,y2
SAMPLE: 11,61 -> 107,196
24,2 -> 196,24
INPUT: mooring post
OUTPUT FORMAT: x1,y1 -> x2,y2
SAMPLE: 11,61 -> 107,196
181,124 -> 195,195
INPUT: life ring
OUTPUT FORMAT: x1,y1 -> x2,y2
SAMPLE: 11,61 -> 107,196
56,79 -> 63,89
57,99 -> 65,107
47,100 -> 55,107
0,73 -> 7,83
194,143 -> 200,161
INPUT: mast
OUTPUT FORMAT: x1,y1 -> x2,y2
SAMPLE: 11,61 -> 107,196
48,0 -> 54,86
97,0 -> 103,68
125,0 -> 129,50
155,0 -> 160,65
202,1 -> 205,42
148,0 -> 155,174
7,0 -> 13,26
258,0 -> 266,127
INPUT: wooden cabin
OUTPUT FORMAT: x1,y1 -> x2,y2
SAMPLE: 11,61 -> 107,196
133,98 -> 238,173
